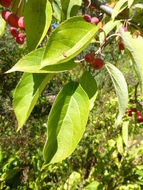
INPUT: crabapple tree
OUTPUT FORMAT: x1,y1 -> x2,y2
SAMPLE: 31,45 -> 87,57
0,0 -> 143,166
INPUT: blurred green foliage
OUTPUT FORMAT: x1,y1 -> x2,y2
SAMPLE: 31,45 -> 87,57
0,28 -> 143,190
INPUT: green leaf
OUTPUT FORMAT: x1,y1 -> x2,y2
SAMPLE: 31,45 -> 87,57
80,71 -> 98,110
60,0 -> 70,20
134,3 -> 143,9
41,16 -> 100,68
61,0 -> 70,14
105,63 -> 128,126
52,1 -> 62,21
60,0 -> 82,20
24,0 -> 52,51
67,0 -> 82,18
122,121 -> 128,146
120,28 -> 143,93
117,135 -> 124,155
43,82 -> 89,164
128,0 -> 134,8
136,170 -> 143,177
112,0 -> 128,20
6,48 -> 77,73
64,171 -> 81,190
13,73 -> 53,130
0,14 -> 6,39
132,4 -> 143,26
83,181 -> 101,190
0,149 -> 2,163
10,0 -> 25,17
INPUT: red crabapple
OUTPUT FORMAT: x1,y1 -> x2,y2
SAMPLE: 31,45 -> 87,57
135,111 -> 141,116
18,16 -> 24,29
0,0 -> 11,7
85,53 -> 94,63
7,13 -> 19,28
131,108 -> 137,112
92,58 -> 104,70
83,14 -> 91,23
1,10 -> 11,22
137,115 -> 143,123
18,33 -> 25,39
91,17 -> 99,25
125,109 -> 132,117
15,36 -> 25,45
119,41 -> 124,51
10,27 -> 19,37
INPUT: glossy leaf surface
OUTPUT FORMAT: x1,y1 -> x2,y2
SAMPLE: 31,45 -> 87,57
13,73 -> 53,130
43,82 -> 89,164
7,48 -> 77,73
41,17 -> 100,68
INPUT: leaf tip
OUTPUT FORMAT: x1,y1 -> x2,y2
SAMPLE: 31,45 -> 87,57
5,67 -> 17,74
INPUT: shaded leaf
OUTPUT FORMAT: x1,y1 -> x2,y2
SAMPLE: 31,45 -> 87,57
60,0 -> 70,20
10,0 -> 25,17
67,0 -> 82,18
80,71 -> 97,110
61,0 -> 70,14
24,0 -> 52,50
132,4 -> 143,26
43,82 -> 89,164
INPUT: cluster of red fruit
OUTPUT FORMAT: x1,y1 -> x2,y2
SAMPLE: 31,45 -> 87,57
85,53 -> 104,70
0,0 -> 25,45
125,108 -> 143,123
83,14 -> 99,25
83,14 -> 104,70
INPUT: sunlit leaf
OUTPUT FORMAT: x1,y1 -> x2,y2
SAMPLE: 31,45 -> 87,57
64,171 -> 81,190
83,181 -> 101,190
120,28 -> 143,93
43,82 -> 89,164
0,14 -> 6,39
13,73 -> 53,130
122,121 -> 129,146
105,63 -> 128,126
128,0 -> 134,8
117,135 -> 123,154
7,48 -> 77,73
112,0 -> 128,19
41,17 -> 100,68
